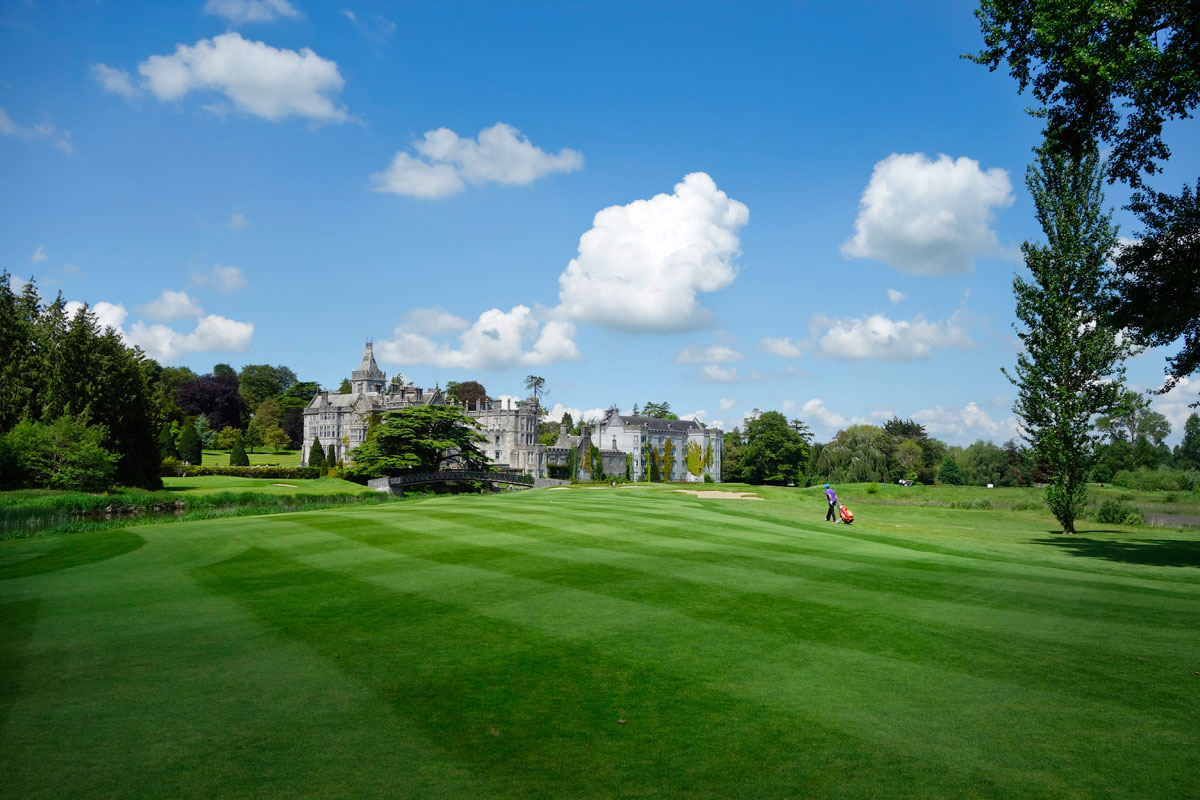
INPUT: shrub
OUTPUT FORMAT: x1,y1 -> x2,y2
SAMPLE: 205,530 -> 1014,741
866,483 -> 879,495
4,416 -> 118,492
1123,509 -> 1147,526
1090,463 -> 1113,483
165,464 -> 323,479
703,473 -> 714,483
1112,467 -> 1188,492
1096,498 -> 1137,525
937,456 -> 964,486
229,437 -> 250,467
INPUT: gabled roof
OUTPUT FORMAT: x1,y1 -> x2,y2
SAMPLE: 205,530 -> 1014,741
618,415 -> 702,433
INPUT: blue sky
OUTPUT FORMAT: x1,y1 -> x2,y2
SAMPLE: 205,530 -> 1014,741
3,0 -> 1196,444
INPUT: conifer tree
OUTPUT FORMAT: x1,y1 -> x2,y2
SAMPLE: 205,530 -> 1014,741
309,436 -> 327,470
326,443 -> 337,468
178,423 -> 203,465
1005,146 -> 1128,533
229,435 -> 250,467
937,456 -> 964,486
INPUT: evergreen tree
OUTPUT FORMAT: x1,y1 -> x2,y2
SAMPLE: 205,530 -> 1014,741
662,438 -> 675,481
158,422 -> 178,460
229,435 -> 250,467
649,444 -> 661,482
937,455 -> 964,486
178,423 -> 202,465
1005,146 -> 1128,533
342,405 -> 488,479
327,443 -> 337,467
309,437 -> 327,470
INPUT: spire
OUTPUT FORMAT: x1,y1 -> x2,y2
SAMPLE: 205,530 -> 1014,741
350,340 -> 386,394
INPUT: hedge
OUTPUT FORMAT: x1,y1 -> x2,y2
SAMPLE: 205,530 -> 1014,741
164,464 -> 323,479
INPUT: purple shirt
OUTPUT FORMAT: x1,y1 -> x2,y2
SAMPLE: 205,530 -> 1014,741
826,488 -> 837,503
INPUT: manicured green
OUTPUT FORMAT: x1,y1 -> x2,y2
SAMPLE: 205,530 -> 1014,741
2,484 -> 1197,798
200,448 -> 302,467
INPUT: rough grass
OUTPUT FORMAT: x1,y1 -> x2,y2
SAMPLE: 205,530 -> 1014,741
1,484 -> 1197,798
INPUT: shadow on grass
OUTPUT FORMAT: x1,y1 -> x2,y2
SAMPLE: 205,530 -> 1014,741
1033,537 -> 1200,568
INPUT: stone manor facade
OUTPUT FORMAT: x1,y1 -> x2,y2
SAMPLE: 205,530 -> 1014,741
304,343 -> 721,482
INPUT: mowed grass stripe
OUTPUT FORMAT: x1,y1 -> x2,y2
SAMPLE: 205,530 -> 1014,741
287,509 -> 1195,714
346,501 -> 1200,628
194,544 -> 1136,799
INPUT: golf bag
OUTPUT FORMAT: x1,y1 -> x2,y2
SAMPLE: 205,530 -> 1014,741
839,503 -> 854,524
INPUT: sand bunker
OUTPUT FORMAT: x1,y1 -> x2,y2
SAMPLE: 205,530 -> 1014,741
272,483 -> 297,487
548,486 -> 572,491
673,489 -> 763,500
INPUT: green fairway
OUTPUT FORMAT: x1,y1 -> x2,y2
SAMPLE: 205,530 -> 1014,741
199,449 -> 303,467
161,475 -> 376,495
2,485 -> 1197,798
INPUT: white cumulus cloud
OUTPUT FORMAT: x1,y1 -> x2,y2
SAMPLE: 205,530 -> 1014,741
558,172 -> 748,333
128,314 -> 254,363
400,306 -> 470,335
64,300 -> 129,332
758,336 -> 804,358
90,63 -> 140,99
911,402 -> 1020,445
377,305 -> 580,370
372,122 -> 582,198
674,344 -> 742,365
204,0 -> 301,25
842,153 -> 1013,275
887,288 -> 906,303
137,32 -> 347,123
808,309 -> 975,361
719,397 -> 736,412
136,290 -> 204,321
191,264 -> 247,292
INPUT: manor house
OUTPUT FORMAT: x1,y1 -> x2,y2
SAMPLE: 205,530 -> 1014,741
301,343 -> 547,476
303,343 -> 721,482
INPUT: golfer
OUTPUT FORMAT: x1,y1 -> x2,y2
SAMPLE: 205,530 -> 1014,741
825,484 -> 839,522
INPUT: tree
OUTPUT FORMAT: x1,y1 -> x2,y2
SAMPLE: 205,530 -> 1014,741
308,436 -> 327,471
193,414 -> 216,449
264,425 -> 290,453
244,417 -> 265,453
338,378 -> 352,393
722,428 -> 745,483
447,380 -> 488,406
215,426 -> 241,452
648,444 -> 661,482
158,422 -> 179,460
883,417 -> 927,440
178,422 -> 202,465
812,424 -> 889,484
1096,390 -> 1171,445
970,1 -> 1200,398
229,435 -> 249,467
894,440 -> 924,481
327,443 -> 337,467
524,375 -> 547,403
343,404 -> 489,479
937,455 -> 965,486
2,416 -> 118,492
560,411 -> 574,430
238,364 -> 297,407
959,440 -> 1009,486
739,411 -> 811,485
177,372 -> 247,431
641,401 -> 677,419
213,363 -> 236,377
278,381 -> 320,447
1175,413 -> 1200,469
1004,147 -> 1129,533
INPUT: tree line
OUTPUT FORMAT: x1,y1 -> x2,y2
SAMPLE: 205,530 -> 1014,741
0,275 -> 327,491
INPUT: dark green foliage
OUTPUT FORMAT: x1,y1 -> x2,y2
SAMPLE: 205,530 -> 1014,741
158,422 -> 179,460
238,364 -> 298,406
178,422 -> 203,465
970,1 -> 1200,398
1177,414 -> 1200,470
1005,147 -> 1128,533
739,411 -> 810,485
2,416 -> 118,491
343,404 -> 487,479
523,375 -> 546,403
177,373 -> 247,431
309,437 -> 327,471
812,424 -> 887,484
641,401 -> 677,419
326,444 -> 337,468
162,465 -> 322,479
212,363 -> 236,377
883,417 -> 926,440
447,380 -> 488,406
229,436 -> 249,467
958,440 -> 1009,486
1096,498 -> 1137,525
648,444 -> 661,482
937,456 -> 965,486
337,378 -> 352,393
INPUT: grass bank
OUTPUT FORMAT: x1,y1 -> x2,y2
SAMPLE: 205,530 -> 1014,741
2,483 -> 1197,797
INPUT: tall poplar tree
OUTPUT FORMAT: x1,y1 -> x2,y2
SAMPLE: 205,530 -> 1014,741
1005,147 -> 1128,533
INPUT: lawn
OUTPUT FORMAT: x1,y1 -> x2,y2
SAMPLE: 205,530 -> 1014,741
198,448 -> 302,467
2,484 -> 1197,798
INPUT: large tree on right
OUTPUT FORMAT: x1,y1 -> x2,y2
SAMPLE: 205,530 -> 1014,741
971,0 -> 1199,399
1006,147 -> 1130,533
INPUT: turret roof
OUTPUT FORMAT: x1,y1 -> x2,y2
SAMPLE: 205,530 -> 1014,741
352,341 -> 385,380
